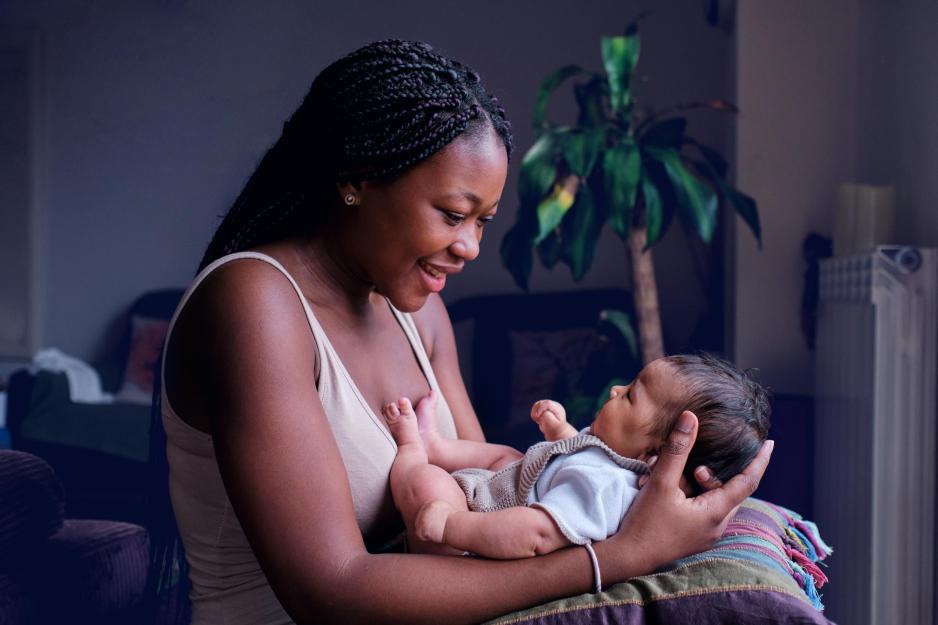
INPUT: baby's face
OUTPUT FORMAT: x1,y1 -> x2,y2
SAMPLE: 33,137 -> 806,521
589,359 -> 678,459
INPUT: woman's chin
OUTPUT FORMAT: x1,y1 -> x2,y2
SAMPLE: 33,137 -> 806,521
382,290 -> 430,313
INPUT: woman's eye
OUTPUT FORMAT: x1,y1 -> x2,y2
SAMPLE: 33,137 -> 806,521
478,216 -> 495,228
442,211 -> 466,225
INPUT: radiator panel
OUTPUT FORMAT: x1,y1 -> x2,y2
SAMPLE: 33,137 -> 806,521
815,246 -> 936,625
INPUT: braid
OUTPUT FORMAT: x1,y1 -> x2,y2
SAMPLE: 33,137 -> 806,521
199,39 -> 512,271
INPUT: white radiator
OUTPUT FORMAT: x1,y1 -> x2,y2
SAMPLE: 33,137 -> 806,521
815,246 -> 937,625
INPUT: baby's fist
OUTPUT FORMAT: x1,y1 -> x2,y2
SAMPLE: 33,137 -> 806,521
531,399 -> 567,439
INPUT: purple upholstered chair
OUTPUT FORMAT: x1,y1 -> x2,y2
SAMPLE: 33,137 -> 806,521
0,450 -> 148,625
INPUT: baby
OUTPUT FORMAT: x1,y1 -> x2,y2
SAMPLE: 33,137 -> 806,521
383,353 -> 770,559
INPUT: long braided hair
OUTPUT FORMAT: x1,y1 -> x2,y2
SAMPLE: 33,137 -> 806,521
198,39 -> 512,271
147,40 -> 511,623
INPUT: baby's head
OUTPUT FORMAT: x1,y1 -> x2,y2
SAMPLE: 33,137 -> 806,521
590,353 -> 770,490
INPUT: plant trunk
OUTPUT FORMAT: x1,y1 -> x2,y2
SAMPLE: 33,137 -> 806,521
627,226 -> 665,364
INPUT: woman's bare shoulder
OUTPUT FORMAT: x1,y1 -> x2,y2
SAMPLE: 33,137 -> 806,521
165,257 -> 319,431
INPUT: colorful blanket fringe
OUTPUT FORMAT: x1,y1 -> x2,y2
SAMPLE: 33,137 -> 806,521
671,499 -> 833,610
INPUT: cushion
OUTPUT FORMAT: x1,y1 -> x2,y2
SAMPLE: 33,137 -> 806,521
36,519 -> 149,619
484,499 -> 833,625
0,450 -> 65,561
116,315 -> 170,404
0,572 -> 36,625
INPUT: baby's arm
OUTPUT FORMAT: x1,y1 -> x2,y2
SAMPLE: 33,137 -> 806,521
384,393 -> 522,472
531,399 -> 579,441
417,501 -> 570,559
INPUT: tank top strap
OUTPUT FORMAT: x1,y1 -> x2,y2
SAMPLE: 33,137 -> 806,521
161,251 -> 331,389
387,305 -> 442,394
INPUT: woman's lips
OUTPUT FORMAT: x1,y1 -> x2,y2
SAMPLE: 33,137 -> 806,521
418,259 -> 447,292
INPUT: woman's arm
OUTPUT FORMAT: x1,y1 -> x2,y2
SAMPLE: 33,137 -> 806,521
185,266 -> 773,625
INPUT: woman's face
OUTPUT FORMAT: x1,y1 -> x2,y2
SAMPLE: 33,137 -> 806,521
348,124 -> 509,312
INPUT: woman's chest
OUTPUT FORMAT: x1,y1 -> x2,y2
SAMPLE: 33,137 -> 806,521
315,307 -> 433,420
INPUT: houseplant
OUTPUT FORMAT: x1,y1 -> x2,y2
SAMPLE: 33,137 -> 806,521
500,14 -> 761,365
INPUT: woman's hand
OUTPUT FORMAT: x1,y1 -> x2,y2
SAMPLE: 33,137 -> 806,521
597,410 -> 773,583
637,455 -> 722,496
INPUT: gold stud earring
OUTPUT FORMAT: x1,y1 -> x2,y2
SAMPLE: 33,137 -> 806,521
344,193 -> 357,206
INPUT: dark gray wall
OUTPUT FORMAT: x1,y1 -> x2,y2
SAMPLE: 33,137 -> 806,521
1,0 -> 732,363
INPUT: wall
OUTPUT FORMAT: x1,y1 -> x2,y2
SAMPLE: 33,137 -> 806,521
857,1 -> 938,248
0,0 -> 732,365
733,0 -> 861,394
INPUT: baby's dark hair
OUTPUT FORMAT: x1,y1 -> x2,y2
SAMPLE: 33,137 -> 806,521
199,39 -> 512,271
650,353 -> 770,492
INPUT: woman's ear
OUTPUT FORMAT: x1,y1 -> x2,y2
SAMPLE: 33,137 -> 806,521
336,181 -> 358,199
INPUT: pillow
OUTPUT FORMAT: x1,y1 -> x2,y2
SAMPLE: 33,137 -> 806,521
116,316 -> 170,405
508,328 -> 600,426
484,499 -> 833,625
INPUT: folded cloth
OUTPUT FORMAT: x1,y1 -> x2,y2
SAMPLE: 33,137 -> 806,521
32,348 -> 114,404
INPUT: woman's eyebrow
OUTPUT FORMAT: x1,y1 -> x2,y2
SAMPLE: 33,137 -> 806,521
442,189 -> 482,205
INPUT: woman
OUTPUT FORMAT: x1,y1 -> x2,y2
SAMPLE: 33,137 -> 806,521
154,39 -> 772,624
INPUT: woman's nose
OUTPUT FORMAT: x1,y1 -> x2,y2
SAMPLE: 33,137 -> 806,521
450,226 -> 481,261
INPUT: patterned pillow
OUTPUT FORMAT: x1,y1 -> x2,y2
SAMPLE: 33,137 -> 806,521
116,316 -> 170,405
484,499 -> 833,625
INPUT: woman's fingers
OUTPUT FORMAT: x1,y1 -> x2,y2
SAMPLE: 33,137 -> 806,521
647,411 -> 698,488
637,455 -> 657,489
698,439 -> 774,512
694,466 -> 723,492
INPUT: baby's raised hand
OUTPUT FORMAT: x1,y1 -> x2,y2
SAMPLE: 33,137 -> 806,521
531,399 -> 570,441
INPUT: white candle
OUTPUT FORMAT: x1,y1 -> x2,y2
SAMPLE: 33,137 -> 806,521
834,183 -> 896,256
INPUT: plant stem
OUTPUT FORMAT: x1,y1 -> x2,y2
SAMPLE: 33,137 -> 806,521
627,226 -> 665,364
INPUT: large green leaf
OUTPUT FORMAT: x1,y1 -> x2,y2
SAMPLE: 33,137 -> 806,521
532,65 -> 591,134
560,185 -> 603,280
647,147 -> 717,243
603,141 -> 641,237
574,76 -> 609,129
640,117 -> 687,149
500,221 -> 534,291
537,229 -> 563,269
560,129 -> 605,178
725,187 -> 761,246
519,133 -> 559,208
686,138 -> 729,179
601,34 -> 640,116
535,181 -> 577,243
691,157 -> 761,246
641,172 -> 671,248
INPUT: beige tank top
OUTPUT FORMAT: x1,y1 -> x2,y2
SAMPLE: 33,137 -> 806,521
161,251 -> 458,625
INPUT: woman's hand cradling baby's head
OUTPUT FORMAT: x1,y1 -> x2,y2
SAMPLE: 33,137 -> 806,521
597,411 -> 773,580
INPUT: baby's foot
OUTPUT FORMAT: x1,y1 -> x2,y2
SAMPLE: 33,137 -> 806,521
382,398 -> 422,447
415,499 -> 454,544
413,390 -> 445,459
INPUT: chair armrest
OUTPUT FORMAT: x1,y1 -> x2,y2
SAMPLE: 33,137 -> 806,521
0,450 -> 65,561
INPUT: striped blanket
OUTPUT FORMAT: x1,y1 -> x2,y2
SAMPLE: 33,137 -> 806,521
485,498 -> 833,625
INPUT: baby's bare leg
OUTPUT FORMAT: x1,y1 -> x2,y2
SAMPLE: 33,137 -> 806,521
418,503 -> 571,559
383,399 -> 468,555
414,391 -> 522,472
